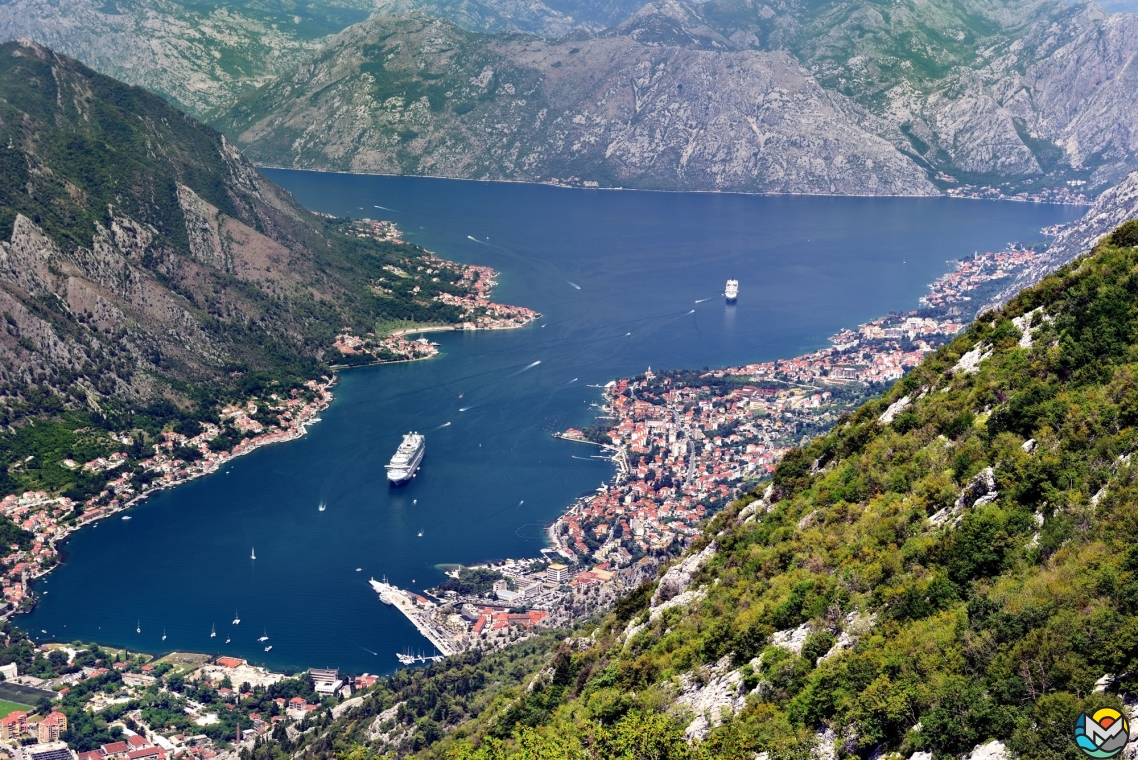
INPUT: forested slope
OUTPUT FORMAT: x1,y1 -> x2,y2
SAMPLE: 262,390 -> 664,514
268,221 -> 1138,760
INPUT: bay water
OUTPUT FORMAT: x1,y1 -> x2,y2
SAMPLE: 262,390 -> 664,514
17,174 -> 1082,674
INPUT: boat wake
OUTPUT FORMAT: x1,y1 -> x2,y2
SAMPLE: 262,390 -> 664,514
459,406 -> 472,412
431,421 -> 452,430
694,296 -> 716,303
374,205 -> 400,212
467,235 -> 488,244
567,281 -> 581,290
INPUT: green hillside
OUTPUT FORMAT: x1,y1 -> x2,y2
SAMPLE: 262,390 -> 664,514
0,41 -> 489,498
258,222 -> 1138,760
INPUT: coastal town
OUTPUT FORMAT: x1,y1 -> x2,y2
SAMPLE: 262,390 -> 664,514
330,220 -> 539,365
0,378 -> 335,611
539,243 -> 1048,578
0,630 -> 386,760
347,241 -> 1059,663
941,179 -> 1090,205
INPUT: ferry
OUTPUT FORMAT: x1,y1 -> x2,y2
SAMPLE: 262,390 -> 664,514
386,433 -> 425,485
725,279 -> 739,303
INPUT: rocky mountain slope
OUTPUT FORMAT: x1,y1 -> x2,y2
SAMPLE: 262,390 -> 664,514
249,220 -> 1138,760
0,40 -> 469,424
9,0 -> 1138,195
217,0 -> 1138,195
0,0 -> 644,117
219,13 -> 936,195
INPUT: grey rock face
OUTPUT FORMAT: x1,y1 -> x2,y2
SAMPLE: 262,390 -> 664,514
225,14 -> 936,195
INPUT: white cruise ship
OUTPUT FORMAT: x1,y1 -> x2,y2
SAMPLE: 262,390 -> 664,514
725,279 -> 739,303
386,432 -> 425,485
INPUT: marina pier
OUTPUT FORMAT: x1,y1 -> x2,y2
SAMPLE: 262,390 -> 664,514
369,579 -> 459,657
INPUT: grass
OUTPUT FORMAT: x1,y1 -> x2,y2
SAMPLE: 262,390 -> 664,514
0,699 -> 33,718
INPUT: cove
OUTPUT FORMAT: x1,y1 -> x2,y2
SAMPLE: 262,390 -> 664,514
16,174 -> 1083,675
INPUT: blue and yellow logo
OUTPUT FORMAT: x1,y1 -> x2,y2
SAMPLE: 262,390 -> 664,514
1075,708 -> 1131,758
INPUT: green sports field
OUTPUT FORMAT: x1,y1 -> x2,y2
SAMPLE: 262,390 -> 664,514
0,699 -> 31,718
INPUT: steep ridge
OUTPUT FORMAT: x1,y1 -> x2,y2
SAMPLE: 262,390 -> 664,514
220,13 -> 936,195
0,40 -> 474,425
262,222 -> 1138,759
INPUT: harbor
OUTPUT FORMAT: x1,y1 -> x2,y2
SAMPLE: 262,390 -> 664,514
15,173 -> 1082,674
369,579 -> 459,657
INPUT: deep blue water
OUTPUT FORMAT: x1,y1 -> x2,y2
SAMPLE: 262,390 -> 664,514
17,175 -> 1082,674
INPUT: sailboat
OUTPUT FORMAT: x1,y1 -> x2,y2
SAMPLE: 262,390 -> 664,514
210,624 -> 216,638
250,547 -> 256,560
258,629 -> 269,642
162,628 -> 167,642
232,610 -> 240,625
136,620 -> 140,634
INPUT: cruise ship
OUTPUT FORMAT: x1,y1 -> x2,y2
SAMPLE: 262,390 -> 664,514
725,279 -> 739,303
386,432 -> 425,485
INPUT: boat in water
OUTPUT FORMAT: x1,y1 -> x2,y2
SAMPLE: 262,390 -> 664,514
386,433 -> 425,485
264,645 -> 273,652
370,576 -> 397,605
725,279 -> 739,303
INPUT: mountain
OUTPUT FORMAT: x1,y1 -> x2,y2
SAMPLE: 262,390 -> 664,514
0,0 -> 645,117
215,0 -> 1138,195
254,219 -> 1138,760
9,0 -> 1138,195
218,13 -> 936,195
0,40 -> 473,426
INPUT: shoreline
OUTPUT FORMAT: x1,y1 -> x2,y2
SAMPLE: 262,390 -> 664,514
260,166 -> 1093,206
7,315 -> 547,619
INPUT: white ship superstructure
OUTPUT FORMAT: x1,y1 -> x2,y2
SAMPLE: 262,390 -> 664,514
725,279 -> 739,303
370,577 -> 397,605
386,433 -> 425,484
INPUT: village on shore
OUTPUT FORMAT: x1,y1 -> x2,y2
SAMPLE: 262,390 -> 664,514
330,219 -> 539,365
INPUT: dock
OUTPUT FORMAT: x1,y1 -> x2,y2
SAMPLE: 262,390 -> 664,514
396,652 -> 445,665
369,579 -> 459,657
